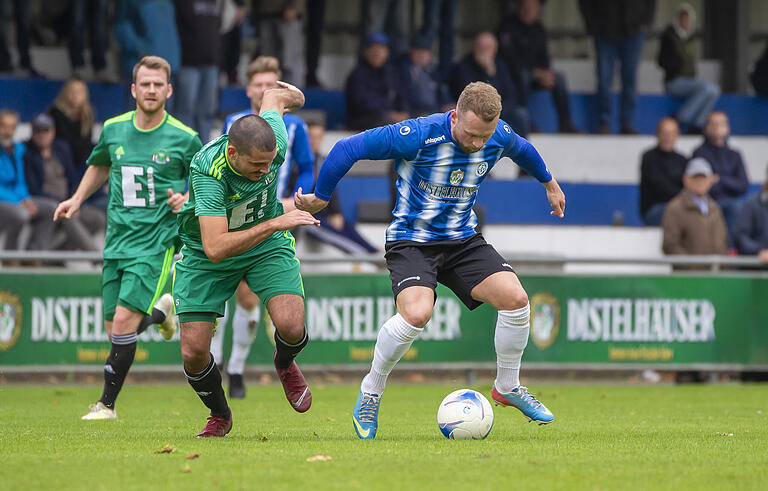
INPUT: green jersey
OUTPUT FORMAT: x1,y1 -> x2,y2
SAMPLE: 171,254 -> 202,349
87,110 -> 202,259
177,110 -> 289,259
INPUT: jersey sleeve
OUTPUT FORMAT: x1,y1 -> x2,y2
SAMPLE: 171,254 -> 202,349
290,119 -> 315,193
190,167 -> 227,217
86,126 -> 111,167
499,121 -> 552,183
259,110 -> 289,162
182,135 -> 203,175
360,119 -> 423,161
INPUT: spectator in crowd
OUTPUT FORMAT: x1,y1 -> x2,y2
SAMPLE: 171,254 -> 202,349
23,114 -> 105,251
360,0 -> 409,60
751,40 -> 768,97
345,33 -> 408,131
48,77 -> 95,172
662,157 -> 728,257
305,0 -> 325,87
173,0 -> 222,143
498,0 -> 581,133
657,3 -> 719,134
69,0 -> 109,81
302,121 -> 378,254
0,0 -> 42,77
113,0 -> 181,83
417,0 -> 458,80
397,35 -> 451,117
693,111 -> 749,238
450,31 -> 528,136
579,0 -> 656,134
253,0 -> 305,86
733,165 -> 768,263
0,110 -> 55,252
640,117 -> 687,226
219,0 -> 248,86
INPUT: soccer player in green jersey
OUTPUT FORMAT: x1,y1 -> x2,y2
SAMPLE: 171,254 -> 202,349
174,81 -> 319,438
54,56 -> 203,420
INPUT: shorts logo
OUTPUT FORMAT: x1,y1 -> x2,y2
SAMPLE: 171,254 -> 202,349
397,275 -> 421,288
196,391 -> 212,396
399,126 -> 411,136
501,263 -> 513,270
476,162 -> 488,176
530,292 -> 560,350
503,124 -> 511,134
0,291 -> 22,351
449,169 -> 464,186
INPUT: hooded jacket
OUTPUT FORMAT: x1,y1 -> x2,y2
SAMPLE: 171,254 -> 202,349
658,3 -> 697,83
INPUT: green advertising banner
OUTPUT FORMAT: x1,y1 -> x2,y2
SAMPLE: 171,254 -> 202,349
1,271 -> 767,369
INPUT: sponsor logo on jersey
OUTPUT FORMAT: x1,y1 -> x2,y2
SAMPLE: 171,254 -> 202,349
424,135 -> 446,145
399,126 -> 411,136
0,291 -> 22,351
418,179 -> 478,200
114,146 -> 125,160
152,149 -> 171,164
449,169 -> 464,185
476,162 -> 488,176
228,193 -> 242,202
530,292 -> 559,350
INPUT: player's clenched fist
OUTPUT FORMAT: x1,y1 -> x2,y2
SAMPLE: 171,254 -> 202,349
293,187 -> 328,214
273,209 -> 320,230
53,197 -> 81,221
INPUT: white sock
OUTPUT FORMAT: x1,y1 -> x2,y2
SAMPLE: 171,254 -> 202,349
227,303 -> 259,375
494,303 -> 530,393
361,313 -> 422,395
210,302 -> 229,365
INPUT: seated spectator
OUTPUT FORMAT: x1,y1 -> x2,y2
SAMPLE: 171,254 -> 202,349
497,0 -> 580,133
450,31 -> 527,136
751,40 -> 768,97
662,157 -> 728,258
692,111 -> 749,239
345,33 -> 408,131
657,3 -> 720,134
23,114 -> 105,251
397,35 -> 451,117
302,122 -> 377,254
0,110 -> 55,252
639,117 -> 687,226
733,164 -> 768,264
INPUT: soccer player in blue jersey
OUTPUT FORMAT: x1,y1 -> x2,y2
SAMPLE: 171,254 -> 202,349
296,82 -> 566,439
214,56 -> 315,399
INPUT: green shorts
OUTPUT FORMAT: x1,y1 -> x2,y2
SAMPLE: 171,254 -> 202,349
102,246 -> 175,321
173,231 -> 304,323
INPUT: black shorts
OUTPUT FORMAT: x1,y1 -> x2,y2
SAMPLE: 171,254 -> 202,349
384,233 -> 514,310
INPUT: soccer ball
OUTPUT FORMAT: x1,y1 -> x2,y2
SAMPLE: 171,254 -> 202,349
437,389 -> 494,440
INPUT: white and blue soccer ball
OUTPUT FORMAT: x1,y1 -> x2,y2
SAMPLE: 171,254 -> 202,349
437,389 -> 494,440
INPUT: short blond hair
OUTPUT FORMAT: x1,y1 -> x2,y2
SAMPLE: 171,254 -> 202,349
456,82 -> 502,122
246,56 -> 282,81
133,55 -> 171,83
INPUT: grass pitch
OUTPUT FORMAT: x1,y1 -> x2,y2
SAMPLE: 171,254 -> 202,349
1,383 -> 766,490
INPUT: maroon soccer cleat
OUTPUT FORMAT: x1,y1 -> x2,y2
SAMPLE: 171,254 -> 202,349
196,414 -> 233,438
274,352 -> 312,413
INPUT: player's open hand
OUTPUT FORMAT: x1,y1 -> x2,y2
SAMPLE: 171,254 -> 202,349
166,189 -> 187,213
53,197 -> 81,221
273,209 -> 320,230
544,178 -> 565,218
294,187 -> 329,214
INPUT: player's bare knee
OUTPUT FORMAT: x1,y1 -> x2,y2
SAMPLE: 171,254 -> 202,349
503,290 -> 529,311
399,307 -> 432,329
181,344 -> 208,367
275,321 -> 305,343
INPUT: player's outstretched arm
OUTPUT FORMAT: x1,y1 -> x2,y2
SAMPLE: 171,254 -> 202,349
53,165 -> 110,221
294,187 -> 328,214
199,210 -> 320,263
260,81 -> 305,116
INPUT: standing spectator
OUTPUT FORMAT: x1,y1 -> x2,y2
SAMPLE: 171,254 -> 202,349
579,0 -> 656,134
640,117 -> 687,226
450,31 -> 527,136
173,0 -> 222,143
662,157 -> 728,257
417,0 -> 458,81
692,111 -> 749,237
360,0 -> 409,61
23,114 -> 105,251
658,3 -> 719,134
733,165 -> 768,263
219,0 -> 247,86
0,0 -> 42,76
304,0 -> 325,87
69,0 -> 110,80
397,36 -> 451,117
48,77 -> 95,172
498,0 -> 580,134
253,0 -> 305,86
751,40 -> 768,97
0,110 -> 55,252
345,33 -> 408,131
113,0 -> 181,83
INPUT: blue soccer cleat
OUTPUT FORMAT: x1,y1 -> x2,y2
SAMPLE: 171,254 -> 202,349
491,384 -> 555,425
352,389 -> 381,439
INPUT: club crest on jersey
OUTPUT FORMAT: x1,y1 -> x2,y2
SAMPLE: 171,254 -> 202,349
399,125 -> 411,136
152,150 -> 171,164
476,162 -> 488,176
449,169 -> 464,185
503,124 -> 511,134
114,146 -> 125,160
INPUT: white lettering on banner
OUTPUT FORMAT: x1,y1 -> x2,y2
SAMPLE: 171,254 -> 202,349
307,296 -> 462,341
567,298 -> 716,342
